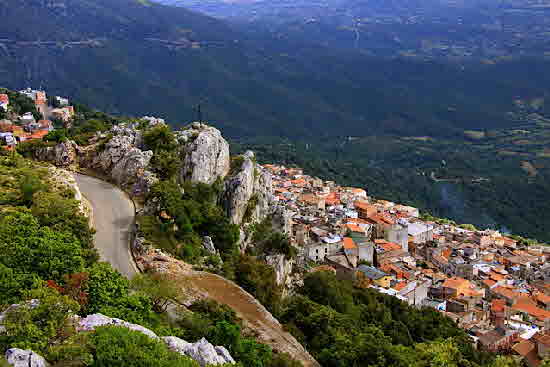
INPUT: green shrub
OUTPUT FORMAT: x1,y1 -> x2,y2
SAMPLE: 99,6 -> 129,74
44,129 -> 68,143
0,287 -> 79,354
91,326 -> 197,367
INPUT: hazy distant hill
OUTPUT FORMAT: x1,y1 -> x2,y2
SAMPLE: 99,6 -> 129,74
156,0 -> 550,61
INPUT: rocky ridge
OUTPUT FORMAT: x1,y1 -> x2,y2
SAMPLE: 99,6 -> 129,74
30,119 -> 316,366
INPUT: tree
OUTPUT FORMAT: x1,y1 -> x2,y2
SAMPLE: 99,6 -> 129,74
31,191 -> 96,258
85,262 -> 131,314
0,263 -> 41,306
142,125 -> 177,153
0,287 -> 79,354
85,262 -> 155,325
235,256 -> 282,316
44,129 -> 68,143
300,271 -> 354,314
490,356 -> 521,367
414,339 -> 471,367
130,273 -> 183,313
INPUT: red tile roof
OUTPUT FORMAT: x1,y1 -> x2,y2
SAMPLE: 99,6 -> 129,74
343,237 -> 357,250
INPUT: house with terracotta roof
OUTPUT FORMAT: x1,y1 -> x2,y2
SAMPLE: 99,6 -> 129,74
0,94 -> 9,111
354,200 -> 377,219
343,237 -> 357,255
534,292 -> 550,311
511,298 -> 550,323
442,277 -> 483,298
512,339 -> 541,367
356,265 -> 392,288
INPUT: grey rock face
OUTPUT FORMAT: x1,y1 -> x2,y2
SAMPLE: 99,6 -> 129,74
178,123 -> 230,184
162,336 -> 235,366
222,151 -> 274,226
110,148 -> 154,187
35,140 -> 77,167
87,129 -> 157,191
265,254 -> 294,287
77,313 -> 159,339
223,151 -> 256,225
131,170 -> 159,197
5,349 -> 48,367
202,236 -> 218,256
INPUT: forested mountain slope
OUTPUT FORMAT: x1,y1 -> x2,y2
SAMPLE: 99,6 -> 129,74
1,0 -> 549,140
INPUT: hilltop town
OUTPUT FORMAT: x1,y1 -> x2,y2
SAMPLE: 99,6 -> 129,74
1,87 -> 549,366
262,163 -> 550,365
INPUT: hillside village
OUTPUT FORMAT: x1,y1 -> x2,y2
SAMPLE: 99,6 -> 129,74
1,87 -> 550,367
264,161 -> 550,365
0,88 -> 75,148
264,164 -> 550,366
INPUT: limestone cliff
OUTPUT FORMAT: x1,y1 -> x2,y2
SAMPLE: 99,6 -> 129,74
86,125 -> 156,191
221,151 -> 274,225
177,122 -> 230,185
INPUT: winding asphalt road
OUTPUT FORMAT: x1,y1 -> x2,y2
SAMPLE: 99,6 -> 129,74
75,174 -> 138,279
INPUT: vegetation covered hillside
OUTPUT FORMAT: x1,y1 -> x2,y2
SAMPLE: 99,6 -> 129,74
0,151 -> 301,367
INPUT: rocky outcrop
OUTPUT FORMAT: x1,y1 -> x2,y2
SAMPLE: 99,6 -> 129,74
5,349 -> 48,367
222,151 -> 273,226
77,314 -> 235,366
78,313 -> 159,339
35,140 -> 77,167
163,337 -> 235,366
80,122 -> 158,194
177,123 -> 230,184
265,254 -> 295,288
202,236 -> 219,257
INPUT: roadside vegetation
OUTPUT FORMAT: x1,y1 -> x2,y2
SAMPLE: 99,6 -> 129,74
0,149 -> 302,367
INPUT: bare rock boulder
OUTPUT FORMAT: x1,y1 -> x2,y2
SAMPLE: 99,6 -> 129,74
77,313 -> 159,339
162,336 -> 235,366
178,123 -> 230,185
5,349 -> 48,367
